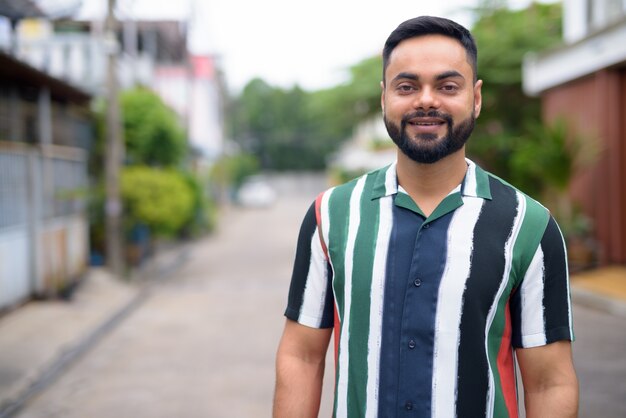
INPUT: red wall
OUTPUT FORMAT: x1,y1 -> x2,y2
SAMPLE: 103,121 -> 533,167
542,69 -> 626,265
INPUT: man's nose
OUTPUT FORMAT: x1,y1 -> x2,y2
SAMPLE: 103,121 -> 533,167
412,86 -> 439,110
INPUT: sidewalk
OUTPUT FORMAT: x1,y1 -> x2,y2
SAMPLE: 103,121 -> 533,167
0,257 -> 624,417
0,245 -> 190,418
570,266 -> 626,318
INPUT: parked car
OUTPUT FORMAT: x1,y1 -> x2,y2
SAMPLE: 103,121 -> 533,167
236,176 -> 277,208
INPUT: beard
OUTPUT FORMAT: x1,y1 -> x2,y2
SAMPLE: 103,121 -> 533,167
383,109 -> 476,164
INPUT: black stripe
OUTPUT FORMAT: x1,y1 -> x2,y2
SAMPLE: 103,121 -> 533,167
456,177 -> 519,418
320,259 -> 335,328
510,286 -> 523,348
540,216 -> 572,342
284,201 -> 317,321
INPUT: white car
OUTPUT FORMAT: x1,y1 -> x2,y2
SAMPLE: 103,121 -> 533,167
237,176 -> 277,207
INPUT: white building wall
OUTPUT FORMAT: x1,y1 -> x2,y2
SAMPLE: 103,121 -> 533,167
189,78 -> 223,159
563,0 -> 626,43
188,55 -> 223,160
564,0 -> 589,43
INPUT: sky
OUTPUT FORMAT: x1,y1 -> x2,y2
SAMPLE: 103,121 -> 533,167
64,0 -> 551,92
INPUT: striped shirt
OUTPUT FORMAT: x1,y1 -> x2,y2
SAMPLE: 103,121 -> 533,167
285,159 -> 574,418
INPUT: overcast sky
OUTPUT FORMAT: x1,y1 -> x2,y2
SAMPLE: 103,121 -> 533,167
67,0 -> 553,92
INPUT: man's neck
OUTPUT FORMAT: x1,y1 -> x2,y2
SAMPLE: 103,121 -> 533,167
396,150 -> 468,217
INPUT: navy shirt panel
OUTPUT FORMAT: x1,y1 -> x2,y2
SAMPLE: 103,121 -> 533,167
378,195 -> 454,417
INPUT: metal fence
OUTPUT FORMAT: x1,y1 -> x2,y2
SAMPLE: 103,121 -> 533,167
0,143 -> 88,309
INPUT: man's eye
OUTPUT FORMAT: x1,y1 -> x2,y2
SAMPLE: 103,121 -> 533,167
441,85 -> 457,92
398,85 -> 414,92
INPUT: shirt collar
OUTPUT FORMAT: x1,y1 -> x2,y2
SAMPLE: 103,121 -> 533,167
370,158 -> 492,200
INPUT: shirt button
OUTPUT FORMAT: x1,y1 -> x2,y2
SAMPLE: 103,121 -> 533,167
423,223 -> 430,229
408,340 -> 416,349
405,401 -> 413,410
413,278 -> 422,287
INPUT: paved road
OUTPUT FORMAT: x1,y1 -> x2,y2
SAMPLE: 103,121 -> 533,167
572,304 -> 626,417
16,191 -> 334,418
14,181 -> 626,418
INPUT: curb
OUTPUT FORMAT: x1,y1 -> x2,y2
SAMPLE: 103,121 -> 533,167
571,285 -> 626,319
0,246 -> 191,418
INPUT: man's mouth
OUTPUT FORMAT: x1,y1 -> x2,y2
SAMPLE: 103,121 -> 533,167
407,118 -> 445,126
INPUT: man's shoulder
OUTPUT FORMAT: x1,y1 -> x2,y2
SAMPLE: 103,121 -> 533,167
320,165 -> 390,202
482,168 -> 551,222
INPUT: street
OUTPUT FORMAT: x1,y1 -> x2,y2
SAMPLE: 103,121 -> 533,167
14,180 -> 626,418
16,180 -> 335,418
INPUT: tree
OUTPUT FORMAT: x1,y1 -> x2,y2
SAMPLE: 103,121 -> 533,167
467,2 -> 563,184
227,56 -> 384,171
89,87 -> 210,261
120,87 -> 186,167
228,79 -> 342,170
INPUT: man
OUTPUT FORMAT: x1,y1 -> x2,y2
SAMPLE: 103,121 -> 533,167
274,16 -> 578,418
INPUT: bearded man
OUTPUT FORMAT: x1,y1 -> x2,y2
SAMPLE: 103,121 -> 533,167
273,15 -> 578,418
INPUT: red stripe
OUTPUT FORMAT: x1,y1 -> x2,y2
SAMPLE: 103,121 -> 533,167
314,193 -> 329,261
497,300 -> 518,417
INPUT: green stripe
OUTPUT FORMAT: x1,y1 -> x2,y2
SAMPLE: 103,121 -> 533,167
474,164 -> 492,199
512,195 -> 549,286
347,173 -> 379,416
327,177 -> 357,417
328,181 -> 357,323
488,192 -> 549,417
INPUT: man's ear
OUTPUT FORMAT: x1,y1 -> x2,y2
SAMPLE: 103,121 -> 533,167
380,80 -> 385,113
473,79 -> 483,118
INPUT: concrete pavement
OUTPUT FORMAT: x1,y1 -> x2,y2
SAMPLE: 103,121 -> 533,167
570,266 -> 626,318
0,220 -> 625,416
0,245 -> 189,418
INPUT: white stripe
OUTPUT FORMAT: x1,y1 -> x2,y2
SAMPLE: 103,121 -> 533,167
464,158 -> 478,196
335,176 -> 366,418
431,197 -> 484,418
364,196 -> 393,418
298,228 -> 331,327
519,246 -> 547,347
484,191 -> 526,418
385,162 -> 397,195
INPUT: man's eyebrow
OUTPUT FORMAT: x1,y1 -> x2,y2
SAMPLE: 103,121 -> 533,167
436,70 -> 464,81
391,70 -> 465,83
391,72 -> 418,83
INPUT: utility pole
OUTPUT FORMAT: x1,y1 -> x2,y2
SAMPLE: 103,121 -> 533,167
104,0 -> 124,276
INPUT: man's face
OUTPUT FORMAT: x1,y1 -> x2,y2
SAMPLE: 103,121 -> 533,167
381,35 -> 482,164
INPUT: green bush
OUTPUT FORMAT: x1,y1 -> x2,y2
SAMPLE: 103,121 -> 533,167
121,166 -> 194,237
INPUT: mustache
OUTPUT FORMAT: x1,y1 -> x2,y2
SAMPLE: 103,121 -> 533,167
401,110 -> 453,125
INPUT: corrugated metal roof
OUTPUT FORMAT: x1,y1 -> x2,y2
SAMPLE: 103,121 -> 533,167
0,0 -> 46,20
0,50 -> 91,104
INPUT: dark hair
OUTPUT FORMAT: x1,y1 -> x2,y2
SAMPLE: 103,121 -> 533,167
382,16 -> 478,83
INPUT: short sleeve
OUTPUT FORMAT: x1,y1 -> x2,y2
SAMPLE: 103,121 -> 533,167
511,216 -> 575,348
284,201 -> 334,328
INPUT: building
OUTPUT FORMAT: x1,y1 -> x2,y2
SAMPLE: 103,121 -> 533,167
15,17 -> 224,162
523,0 -> 626,266
0,48 -> 92,310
